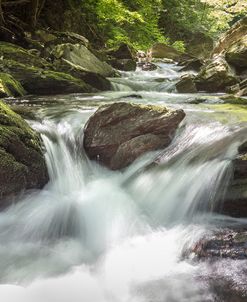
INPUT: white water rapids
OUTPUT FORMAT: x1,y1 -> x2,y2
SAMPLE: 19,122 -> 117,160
1,63 -> 247,301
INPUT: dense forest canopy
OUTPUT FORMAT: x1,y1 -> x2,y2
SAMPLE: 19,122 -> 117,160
0,0 -> 246,50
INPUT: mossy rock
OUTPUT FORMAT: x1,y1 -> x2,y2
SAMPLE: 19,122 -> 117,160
0,101 -> 48,202
0,42 -> 94,95
0,73 -> 26,97
220,94 -> 247,105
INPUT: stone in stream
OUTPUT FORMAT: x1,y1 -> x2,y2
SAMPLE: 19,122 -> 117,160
191,229 -> 247,260
0,101 -> 48,204
106,43 -> 134,60
83,102 -> 185,170
108,58 -> 136,71
176,74 -> 197,93
194,56 -> 239,92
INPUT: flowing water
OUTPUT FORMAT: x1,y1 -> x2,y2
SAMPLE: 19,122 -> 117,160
1,63 -> 247,301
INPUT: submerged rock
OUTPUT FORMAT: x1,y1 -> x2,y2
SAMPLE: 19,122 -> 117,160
83,102 -> 185,170
195,56 -> 238,92
0,101 -> 48,203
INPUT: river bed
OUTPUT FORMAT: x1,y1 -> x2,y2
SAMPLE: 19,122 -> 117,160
1,63 -> 247,301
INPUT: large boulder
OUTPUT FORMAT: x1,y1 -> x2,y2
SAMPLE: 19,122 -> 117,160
0,101 -> 48,202
225,35 -> 247,69
194,56 -> 239,92
0,42 -> 93,95
176,74 -> 197,93
51,43 -> 115,77
107,58 -> 136,71
212,17 -> 247,58
107,43 -> 134,60
83,102 -> 185,170
150,43 -> 183,60
212,17 -> 247,73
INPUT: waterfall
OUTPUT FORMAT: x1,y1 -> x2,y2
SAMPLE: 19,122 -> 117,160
0,63 -> 247,302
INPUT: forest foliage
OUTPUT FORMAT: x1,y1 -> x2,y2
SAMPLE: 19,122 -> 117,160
0,0 -> 246,51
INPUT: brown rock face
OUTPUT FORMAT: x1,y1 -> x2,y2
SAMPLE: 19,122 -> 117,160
212,17 -> 247,58
83,102 -> 185,170
194,56 -> 238,92
219,141 -> 247,218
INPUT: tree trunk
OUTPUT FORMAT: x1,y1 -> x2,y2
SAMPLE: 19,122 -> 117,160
30,0 -> 45,29
0,0 -> 4,26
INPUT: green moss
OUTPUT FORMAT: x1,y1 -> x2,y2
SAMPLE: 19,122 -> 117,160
0,101 -> 41,151
200,103 -> 247,124
220,94 -> 247,105
0,73 -> 26,97
0,42 -> 50,69
0,101 -> 48,199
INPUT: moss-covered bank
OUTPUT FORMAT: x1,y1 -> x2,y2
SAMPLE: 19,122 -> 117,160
0,101 -> 48,203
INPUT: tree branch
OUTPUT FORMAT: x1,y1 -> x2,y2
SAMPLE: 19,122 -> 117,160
2,0 -> 30,6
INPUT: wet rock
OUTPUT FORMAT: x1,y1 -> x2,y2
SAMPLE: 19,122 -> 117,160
10,105 -> 37,120
0,101 -> 48,202
83,102 -> 185,170
194,56 -> 239,92
220,141 -> 247,218
226,79 -> 247,97
108,58 -> 136,71
237,79 -> 247,97
192,229 -> 247,260
176,74 -> 197,93
142,63 -> 157,71
0,42 -> 93,95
